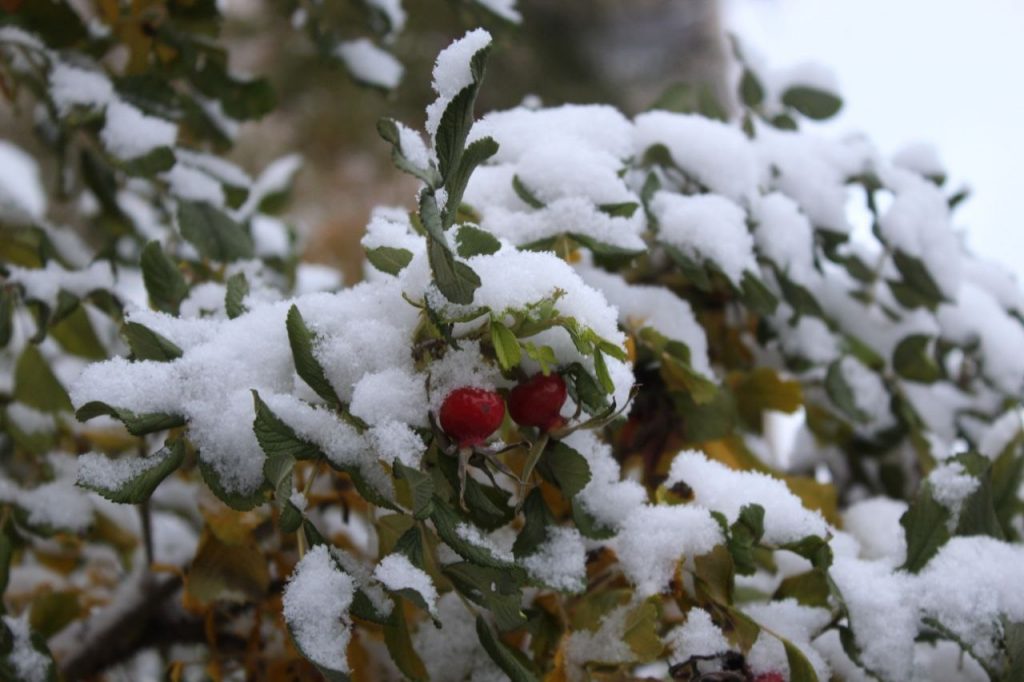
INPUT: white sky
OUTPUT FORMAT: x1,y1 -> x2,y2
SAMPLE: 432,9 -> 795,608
725,0 -> 1024,279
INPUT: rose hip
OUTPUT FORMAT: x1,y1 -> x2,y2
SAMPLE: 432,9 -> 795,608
439,387 -> 505,448
508,372 -> 568,432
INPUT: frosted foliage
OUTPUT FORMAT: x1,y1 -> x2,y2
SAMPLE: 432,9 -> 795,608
892,142 -> 944,179
745,600 -> 831,679
937,283 -> 1024,394
425,29 -> 491,138
261,393 -> 368,471
336,39 -> 403,90
455,523 -> 513,563
652,191 -> 756,283
0,479 -> 93,533
374,553 -> 438,616
838,356 -> 895,432
879,171 -> 962,297
3,615 -> 49,682
396,123 -> 430,170
365,0 -> 406,35
101,101 -> 178,160
667,609 -> 730,660
916,537 -> 1024,663
8,261 -> 114,306
634,111 -> 758,201
841,497 -> 907,564
49,62 -> 113,115
368,421 -> 425,468
911,641 -> 988,682
777,315 -> 838,364
666,451 -> 828,544
0,141 -> 45,222
753,192 -> 815,283
830,557 -> 916,680
578,267 -> 712,377
77,448 -> 175,491
282,546 -> 354,673
522,526 -> 586,591
5,403 -> 55,434
614,505 -> 722,595
927,462 -> 978,528
565,430 -> 647,530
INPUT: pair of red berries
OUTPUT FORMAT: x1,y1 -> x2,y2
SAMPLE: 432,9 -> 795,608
439,372 -> 567,448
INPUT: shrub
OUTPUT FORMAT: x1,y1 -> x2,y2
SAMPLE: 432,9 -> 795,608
0,5 -> 1022,682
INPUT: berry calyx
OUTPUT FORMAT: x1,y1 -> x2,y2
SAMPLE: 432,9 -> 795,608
439,387 -> 505,448
752,673 -> 785,682
508,372 -> 568,432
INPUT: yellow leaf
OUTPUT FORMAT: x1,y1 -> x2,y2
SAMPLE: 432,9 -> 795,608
185,528 -> 269,605
784,476 -> 840,526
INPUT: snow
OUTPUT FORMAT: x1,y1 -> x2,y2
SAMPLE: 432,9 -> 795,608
0,141 -> 46,222
336,39 -> 404,90
373,553 -> 438,617
565,605 -> 637,678
666,451 -> 829,544
350,368 -> 427,427
49,62 -> 113,115
522,526 -> 587,592
7,260 -> 114,307
666,608 -> 730,660
840,497 -> 907,564
837,356 -> 894,432
614,504 -> 722,596
100,100 -> 178,160
744,599 -> 831,679
830,556 -> 916,680
652,191 -> 756,283
413,592 -> 503,681
163,164 -> 226,206
752,192 -> 816,283
475,0 -> 521,23
365,0 -> 406,35
0,478 -> 93,533
77,448 -> 176,491
892,142 -> 944,179
251,215 -> 291,258
282,545 -> 354,673
2,614 -> 50,682
454,523 -> 514,563
471,105 -> 634,163
395,122 -> 431,170
578,266 -> 712,377
368,420 -> 425,468
634,111 -> 759,202
564,430 -> 647,531
926,462 -> 978,529
5,402 -> 55,434
425,29 -> 492,139
978,409 -> 1021,459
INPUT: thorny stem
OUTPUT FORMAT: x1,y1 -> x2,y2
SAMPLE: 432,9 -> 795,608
138,500 -> 154,566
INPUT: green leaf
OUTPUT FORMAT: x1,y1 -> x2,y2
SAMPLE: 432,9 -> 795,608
117,146 -> 176,176
512,174 -> 545,209
394,461 -> 435,520
900,482 -> 951,573
777,273 -> 824,319
445,562 -> 527,632
383,607 -> 428,682
592,349 -> 614,394
490,319 -> 522,370
824,359 -> 865,422
597,202 -> 639,219
78,439 -> 186,504
891,250 -> 945,308
199,458 -> 267,512
75,401 -> 185,436
443,136 -> 499,228
954,459 -> 1004,540
428,239 -> 481,305
739,271 -> 779,316
429,496 -> 513,568
140,241 -> 188,314
781,535 -> 833,570
286,305 -> 340,407
569,232 -> 644,259
177,200 -> 254,262
123,322 -> 184,361
536,441 -> 591,499
740,69 -> 765,107
225,273 -> 249,319
476,616 -> 538,682
0,515 -> 16,605
365,246 -> 413,275
14,344 -> 72,413
49,304 -> 107,360
376,117 -> 441,187
734,368 -> 803,432
782,85 -> 842,120
773,569 -> 830,607
455,225 -> 501,258
0,287 -> 13,348
435,86 -> 477,183
663,244 -> 712,290
1003,621 -> 1024,682
512,489 -> 553,559
564,363 -> 609,415
782,638 -> 820,681
252,391 -> 325,462
892,334 -> 940,383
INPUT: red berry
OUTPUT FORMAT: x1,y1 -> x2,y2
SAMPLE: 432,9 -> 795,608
508,372 -> 568,432
439,387 -> 505,448
753,673 -> 785,682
